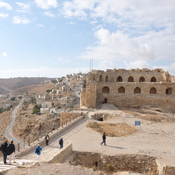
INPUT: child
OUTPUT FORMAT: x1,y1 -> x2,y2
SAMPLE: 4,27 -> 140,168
34,144 -> 42,160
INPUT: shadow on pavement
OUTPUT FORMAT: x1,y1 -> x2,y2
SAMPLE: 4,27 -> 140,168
47,145 -> 60,148
103,145 -> 125,149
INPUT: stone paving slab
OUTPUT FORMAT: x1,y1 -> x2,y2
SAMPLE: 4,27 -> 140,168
0,159 -> 35,173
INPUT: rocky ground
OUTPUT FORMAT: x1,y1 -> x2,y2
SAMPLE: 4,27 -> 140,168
2,162 -> 103,175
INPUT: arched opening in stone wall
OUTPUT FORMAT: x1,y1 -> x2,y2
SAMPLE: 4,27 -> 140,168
99,75 -> 103,82
165,88 -> 172,95
104,98 -> 107,103
105,76 -> 109,82
128,76 -> 134,82
102,86 -> 110,93
151,77 -> 156,82
117,76 -> 123,82
139,77 -> 145,82
134,87 -> 141,94
150,87 -> 157,94
118,86 -> 125,93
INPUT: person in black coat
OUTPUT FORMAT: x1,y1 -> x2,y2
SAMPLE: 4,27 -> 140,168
100,132 -> 106,145
1,139 -> 8,164
59,138 -> 63,148
7,140 -> 16,164
45,133 -> 50,146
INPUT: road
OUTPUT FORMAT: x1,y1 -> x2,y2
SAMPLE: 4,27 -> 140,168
5,101 -> 24,147
0,84 -> 12,93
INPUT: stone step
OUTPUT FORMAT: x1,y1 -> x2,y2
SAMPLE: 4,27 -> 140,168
0,163 -> 17,173
0,159 -> 35,173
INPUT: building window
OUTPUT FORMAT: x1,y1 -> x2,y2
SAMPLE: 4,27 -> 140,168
150,87 -> 157,94
117,76 -> 123,82
102,86 -> 110,93
99,75 -> 103,82
128,76 -> 134,82
105,76 -> 109,82
139,77 -> 145,82
118,86 -> 125,93
134,87 -> 141,94
165,88 -> 172,95
151,77 -> 156,82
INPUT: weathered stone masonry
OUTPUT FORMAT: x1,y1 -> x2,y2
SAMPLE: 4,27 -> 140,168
80,68 -> 175,112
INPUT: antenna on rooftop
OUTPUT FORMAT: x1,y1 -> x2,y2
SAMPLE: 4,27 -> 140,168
90,58 -> 93,72
92,58 -> 93,70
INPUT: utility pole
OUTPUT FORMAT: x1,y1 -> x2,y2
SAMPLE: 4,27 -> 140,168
90,58 -> 93,71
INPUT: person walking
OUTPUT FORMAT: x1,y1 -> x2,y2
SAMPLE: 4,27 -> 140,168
7,140 -> 16,164
34,144 -> 42,160
101,132 -> 106,145
0,139 -> 8,164
59,138 -> 63,149
45,133 -> 50,146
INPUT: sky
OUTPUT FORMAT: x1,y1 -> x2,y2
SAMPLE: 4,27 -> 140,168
0,0 -> 175,78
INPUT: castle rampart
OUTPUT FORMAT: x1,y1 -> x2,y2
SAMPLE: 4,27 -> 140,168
81,68 -> 175,111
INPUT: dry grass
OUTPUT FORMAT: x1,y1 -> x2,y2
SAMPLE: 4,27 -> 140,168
122,109 -> 175,123
12,83 -> 55,95
0,109 -> 12,139
87,122 -> 137,137
138,114 -> 175,122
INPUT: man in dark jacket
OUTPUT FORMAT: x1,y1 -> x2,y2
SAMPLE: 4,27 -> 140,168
45,133 -> 50,146
59,138 -> 63,148
1,139 -> 8,164
101,132 -> 106,145
7,140 -> 16,164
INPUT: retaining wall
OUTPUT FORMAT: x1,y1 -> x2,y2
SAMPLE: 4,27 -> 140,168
49,143 -> 72,163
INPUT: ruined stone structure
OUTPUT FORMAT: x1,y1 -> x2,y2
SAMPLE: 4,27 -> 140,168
80,68 -> 175,112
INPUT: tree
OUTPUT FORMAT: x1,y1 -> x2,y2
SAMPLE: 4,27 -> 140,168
30,97 -> 36,104
32,105 -> 41,114
46,89 -> 52,93
51,80 -> 57,84
11,97 -> 16,101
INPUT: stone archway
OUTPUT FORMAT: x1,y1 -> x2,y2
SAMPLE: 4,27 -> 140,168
151,77 -> 156,82
139,77 -> 145,82
128,76 -> 134,82
102,86 -> 110,93
150,87 -> 157,94
118,86 -> 125,93
117,76 -> 123,82
134,87 -> 141,94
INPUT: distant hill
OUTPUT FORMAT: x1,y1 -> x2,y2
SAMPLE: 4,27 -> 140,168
12,82 -> 55,95
0,87 -> 9,94
0,77 -> 54,94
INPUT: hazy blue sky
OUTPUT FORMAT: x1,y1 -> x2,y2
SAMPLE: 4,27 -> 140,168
0,0 -> 175,78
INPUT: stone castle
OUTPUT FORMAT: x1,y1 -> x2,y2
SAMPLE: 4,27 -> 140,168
80,68 -> 175,112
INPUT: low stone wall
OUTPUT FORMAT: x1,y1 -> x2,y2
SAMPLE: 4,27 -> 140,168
163,166 -> 175,175
69,152 -> 158,175
49,143 -> 72,163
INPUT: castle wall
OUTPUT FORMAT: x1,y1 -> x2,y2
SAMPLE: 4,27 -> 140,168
87,68 -> 171,83
84,82 -> 96,108
95,82 -> 175,111
80,89 -> 86,107
81,69 -> 175,111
